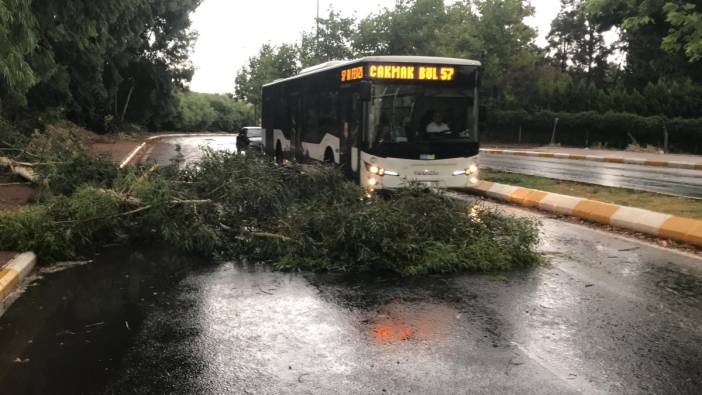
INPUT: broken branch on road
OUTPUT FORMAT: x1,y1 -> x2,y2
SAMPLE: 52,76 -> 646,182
0,148 -> 541,275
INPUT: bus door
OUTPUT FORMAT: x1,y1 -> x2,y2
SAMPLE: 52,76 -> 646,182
339,90 -> 356,174
287,94 -> 302,160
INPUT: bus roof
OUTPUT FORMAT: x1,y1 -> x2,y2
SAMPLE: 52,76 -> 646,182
263,56 -> 481,87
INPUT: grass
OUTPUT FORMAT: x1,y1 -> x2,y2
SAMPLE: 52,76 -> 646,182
480,168 -> 702,219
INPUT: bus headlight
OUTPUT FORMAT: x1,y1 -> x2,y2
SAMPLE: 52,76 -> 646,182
365,162 -> 399,177
453,164 -> 479,176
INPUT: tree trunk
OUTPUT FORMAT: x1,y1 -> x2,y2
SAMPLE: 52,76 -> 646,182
0,156 -> 37,182
120,85 -> 135,123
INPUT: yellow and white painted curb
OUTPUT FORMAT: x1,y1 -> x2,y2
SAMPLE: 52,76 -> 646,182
120,133 -> 236,168
467,181 -> 702,247
0,252 -> 37,303
481,149 -> 702,171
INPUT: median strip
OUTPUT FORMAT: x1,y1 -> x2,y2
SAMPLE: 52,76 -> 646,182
481,148 -> 702,170
465,180 -> 702,247
0,252 -> 37,307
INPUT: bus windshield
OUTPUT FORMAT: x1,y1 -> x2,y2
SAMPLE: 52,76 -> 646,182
367,84 -> 477,148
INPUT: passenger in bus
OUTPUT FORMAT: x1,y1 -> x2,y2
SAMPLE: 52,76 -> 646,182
377,115 -> 408,144
426,111 -> 451,134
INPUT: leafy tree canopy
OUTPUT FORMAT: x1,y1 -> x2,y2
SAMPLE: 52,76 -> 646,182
1,0 -> 202,132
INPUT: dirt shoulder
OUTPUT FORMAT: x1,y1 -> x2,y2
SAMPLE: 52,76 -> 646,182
88,142 -> 141,164
0,251 -> 17,267
0,184 -> 36,211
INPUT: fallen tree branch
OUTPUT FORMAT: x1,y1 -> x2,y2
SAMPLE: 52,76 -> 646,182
49,197 -> 213,226
0,182 -> 31,186
253,232 -> 292,241
0,156 -> 38,183
51,205 -> 153,225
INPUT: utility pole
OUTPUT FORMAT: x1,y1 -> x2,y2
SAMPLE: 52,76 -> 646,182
315,0 -> 321,62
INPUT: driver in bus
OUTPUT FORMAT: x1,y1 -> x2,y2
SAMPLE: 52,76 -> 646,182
426,111 -> 451,134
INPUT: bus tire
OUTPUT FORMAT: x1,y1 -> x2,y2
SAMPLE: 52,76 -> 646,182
324,147 -> 335,164
275,141 -> 283,164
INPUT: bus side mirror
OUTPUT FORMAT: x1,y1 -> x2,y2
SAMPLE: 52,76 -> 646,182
360,81 -> 371,101
479,106 -> 487,123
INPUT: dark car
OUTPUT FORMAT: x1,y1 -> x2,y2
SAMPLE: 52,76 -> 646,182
237,126 -> 262,152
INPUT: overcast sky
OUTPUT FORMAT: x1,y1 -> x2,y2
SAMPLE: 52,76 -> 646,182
189,0 -> 562,94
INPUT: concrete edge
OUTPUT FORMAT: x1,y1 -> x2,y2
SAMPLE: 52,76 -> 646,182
480,149 -> 702,171
0,252 -> 37,305
464,181 -> 702,247
119,133 -> 236,168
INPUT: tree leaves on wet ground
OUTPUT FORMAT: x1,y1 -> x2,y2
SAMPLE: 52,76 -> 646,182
0,148 -> 541,275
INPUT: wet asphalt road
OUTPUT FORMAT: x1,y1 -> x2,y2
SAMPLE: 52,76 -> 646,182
1,205 -> 701,394
1,136 -> 702,394
480,154 -> 702,199
138,135 -> 239,167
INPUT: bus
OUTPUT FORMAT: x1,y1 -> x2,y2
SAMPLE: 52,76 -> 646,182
261,56 -> 482,190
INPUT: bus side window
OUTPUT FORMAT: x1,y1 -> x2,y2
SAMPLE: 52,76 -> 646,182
350,93 -> 361,144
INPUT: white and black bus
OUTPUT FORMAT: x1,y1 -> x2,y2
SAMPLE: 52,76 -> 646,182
261,56 -> 482,190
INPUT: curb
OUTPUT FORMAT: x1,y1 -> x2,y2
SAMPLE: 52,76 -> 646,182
480,149 -> 702,171
466,181 -> 702,247
120,133 -> 236,168
0,252 -> 37,304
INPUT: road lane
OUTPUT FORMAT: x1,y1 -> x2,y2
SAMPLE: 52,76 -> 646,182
138,135 -> 239,167
480,154 -> 702,199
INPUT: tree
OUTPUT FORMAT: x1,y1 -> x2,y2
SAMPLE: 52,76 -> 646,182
234,44 -> 300,119
352,11 -> 392,56
0,0 -> 38,115
662,2 -> 702,62
20,0 -> 201,130
299,8 -> 356,68
586,0 -> 702,86
548,0 -> 611,86
353,0 -> 448,57
472,0 -> 540,107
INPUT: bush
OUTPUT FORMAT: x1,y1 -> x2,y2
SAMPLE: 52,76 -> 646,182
175,91 -> 255,132
485,110 -> 702,153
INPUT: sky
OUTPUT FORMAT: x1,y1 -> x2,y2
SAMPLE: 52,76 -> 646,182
189,0 -> 563,94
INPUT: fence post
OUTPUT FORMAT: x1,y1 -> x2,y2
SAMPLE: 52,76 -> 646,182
518,124 -> 522,144
663,124 -> 669,153
550,117 -> 559,145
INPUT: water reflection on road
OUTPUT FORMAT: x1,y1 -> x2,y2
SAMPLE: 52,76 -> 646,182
141,135 -> 240,167
1,236 -> 701,394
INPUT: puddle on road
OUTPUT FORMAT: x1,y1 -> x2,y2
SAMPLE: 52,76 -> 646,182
367,301 -> 461,343
0,245 -> 207,395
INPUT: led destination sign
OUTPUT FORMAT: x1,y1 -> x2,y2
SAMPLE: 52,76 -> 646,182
370,64 -> 455,81
341,64 -> 457,82
340,66 -> 364,82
